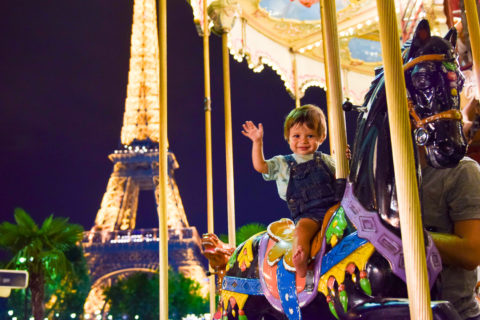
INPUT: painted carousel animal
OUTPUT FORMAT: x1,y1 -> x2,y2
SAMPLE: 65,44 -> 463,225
202,20 -> 466,320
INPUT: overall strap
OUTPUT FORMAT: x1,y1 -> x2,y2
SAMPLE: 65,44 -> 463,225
283,154 -> 297,169
315,152 -> 335,180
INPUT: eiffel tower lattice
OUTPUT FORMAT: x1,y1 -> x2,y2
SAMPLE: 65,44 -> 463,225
82,0 -> 208,314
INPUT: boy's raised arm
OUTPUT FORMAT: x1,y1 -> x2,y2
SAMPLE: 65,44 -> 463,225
242,121 -> 269,174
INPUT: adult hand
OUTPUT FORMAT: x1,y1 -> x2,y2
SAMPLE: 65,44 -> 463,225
345,144 -> 352,160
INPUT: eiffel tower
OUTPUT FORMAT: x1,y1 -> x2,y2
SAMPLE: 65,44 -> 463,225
82,0 -> 208,314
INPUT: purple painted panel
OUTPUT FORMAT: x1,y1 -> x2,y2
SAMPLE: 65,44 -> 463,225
340,182 -> 442,287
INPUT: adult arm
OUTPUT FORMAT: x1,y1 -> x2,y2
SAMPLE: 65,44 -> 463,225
430,219 -> 480,270
461,98 -> 480,138
430,159 -> 480,270
241,121 -> 268,174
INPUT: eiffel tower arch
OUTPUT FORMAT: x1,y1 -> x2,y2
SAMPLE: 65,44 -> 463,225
82,0 -> 208,315
82,226 -> 207,315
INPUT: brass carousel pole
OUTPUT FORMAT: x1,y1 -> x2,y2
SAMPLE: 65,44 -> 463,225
320,3 -> 333,156
222,31 -> 237,247
201,0 -> 217,314
319,0 -> 348,178
208,0 -> 238,247
376,1 -> 432,319
156,0 -> 168,318
465,0 -> 480,98
292,53 -> 301,108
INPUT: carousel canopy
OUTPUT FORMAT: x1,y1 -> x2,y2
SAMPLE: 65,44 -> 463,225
189,0 -> 452,104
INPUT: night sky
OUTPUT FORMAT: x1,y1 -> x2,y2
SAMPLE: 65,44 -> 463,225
0,0 -> 359,237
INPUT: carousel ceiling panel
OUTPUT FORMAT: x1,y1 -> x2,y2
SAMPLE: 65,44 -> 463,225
188,0 -> 449,104
258,0 -> 321,21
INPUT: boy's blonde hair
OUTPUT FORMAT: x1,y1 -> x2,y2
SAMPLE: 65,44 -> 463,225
284,104 -> 327,141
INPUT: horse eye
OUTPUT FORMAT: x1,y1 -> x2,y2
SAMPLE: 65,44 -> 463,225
412,72 -> 432,90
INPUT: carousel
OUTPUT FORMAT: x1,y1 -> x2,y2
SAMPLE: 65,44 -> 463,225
151,0 -> 480,319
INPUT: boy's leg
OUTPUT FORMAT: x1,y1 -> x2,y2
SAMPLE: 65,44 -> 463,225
293,217 -> 321,278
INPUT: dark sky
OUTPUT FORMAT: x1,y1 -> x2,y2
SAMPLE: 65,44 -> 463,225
0,0 -> 358,237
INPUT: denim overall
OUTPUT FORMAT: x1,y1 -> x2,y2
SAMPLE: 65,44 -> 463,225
284,152 -> 336,224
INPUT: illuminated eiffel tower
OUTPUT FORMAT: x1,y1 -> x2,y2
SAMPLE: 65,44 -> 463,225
82,0 -> 207,314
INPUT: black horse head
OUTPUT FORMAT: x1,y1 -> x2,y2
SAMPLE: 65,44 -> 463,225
404,19 -> 466,168
349,19 -> 467,226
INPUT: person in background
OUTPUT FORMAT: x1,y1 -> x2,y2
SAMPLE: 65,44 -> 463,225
420,145 -> 480,319
461,97 -> 480,164
475,281 -> 480,305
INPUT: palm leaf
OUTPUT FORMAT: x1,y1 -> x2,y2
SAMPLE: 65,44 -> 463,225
40,215 -> 53,232
0,222 -> 20,248
41,217 -> 83,252
42,216 -> 69,237
50,226 -> 83,251
39,249 -> 71,282
14,208 -> 38,232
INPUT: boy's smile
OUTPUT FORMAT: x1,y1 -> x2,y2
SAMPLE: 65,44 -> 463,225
288,123 -> 324,155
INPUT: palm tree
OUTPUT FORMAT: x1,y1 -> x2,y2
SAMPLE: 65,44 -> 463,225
44,245 -> 90,320
0,208 -> 83,320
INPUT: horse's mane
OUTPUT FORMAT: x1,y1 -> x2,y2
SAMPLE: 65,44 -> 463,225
361,40 -> 413,109
349,39 -> 417,228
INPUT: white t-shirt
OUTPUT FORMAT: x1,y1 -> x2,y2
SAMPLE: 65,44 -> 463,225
262,152 -> 335,201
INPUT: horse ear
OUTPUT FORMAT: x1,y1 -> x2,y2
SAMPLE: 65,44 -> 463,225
414,19 -> 431,43
444,27 -> 457,49
408,19 -> 431,59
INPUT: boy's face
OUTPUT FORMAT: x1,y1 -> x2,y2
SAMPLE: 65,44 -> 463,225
288,122 -> 324,155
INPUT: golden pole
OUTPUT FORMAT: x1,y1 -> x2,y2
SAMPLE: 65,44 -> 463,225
320,2 -> 333,157
222,32 -> 236,247
465,0 -> 480,98
202,0 -> 216,314
292,53 -> 301,108
376,1 -> 432,319
156,0 -> 168,318
319,0 -> 348,178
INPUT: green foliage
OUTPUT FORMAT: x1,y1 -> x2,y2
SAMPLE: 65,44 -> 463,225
44,245 -> 90,319
0,208 -> 84,320
5,246 -> 90,320
168,268 -> 208,319
7,289 -> 31,320
0,208 -> 84,278
219,223 -> 266,245
104,272 -> 159,320
104,269 -> 208,320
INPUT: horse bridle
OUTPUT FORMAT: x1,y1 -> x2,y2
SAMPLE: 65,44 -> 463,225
403,54 -> 463,145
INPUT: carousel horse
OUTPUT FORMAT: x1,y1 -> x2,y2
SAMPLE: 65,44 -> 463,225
202,20 -> 466,320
